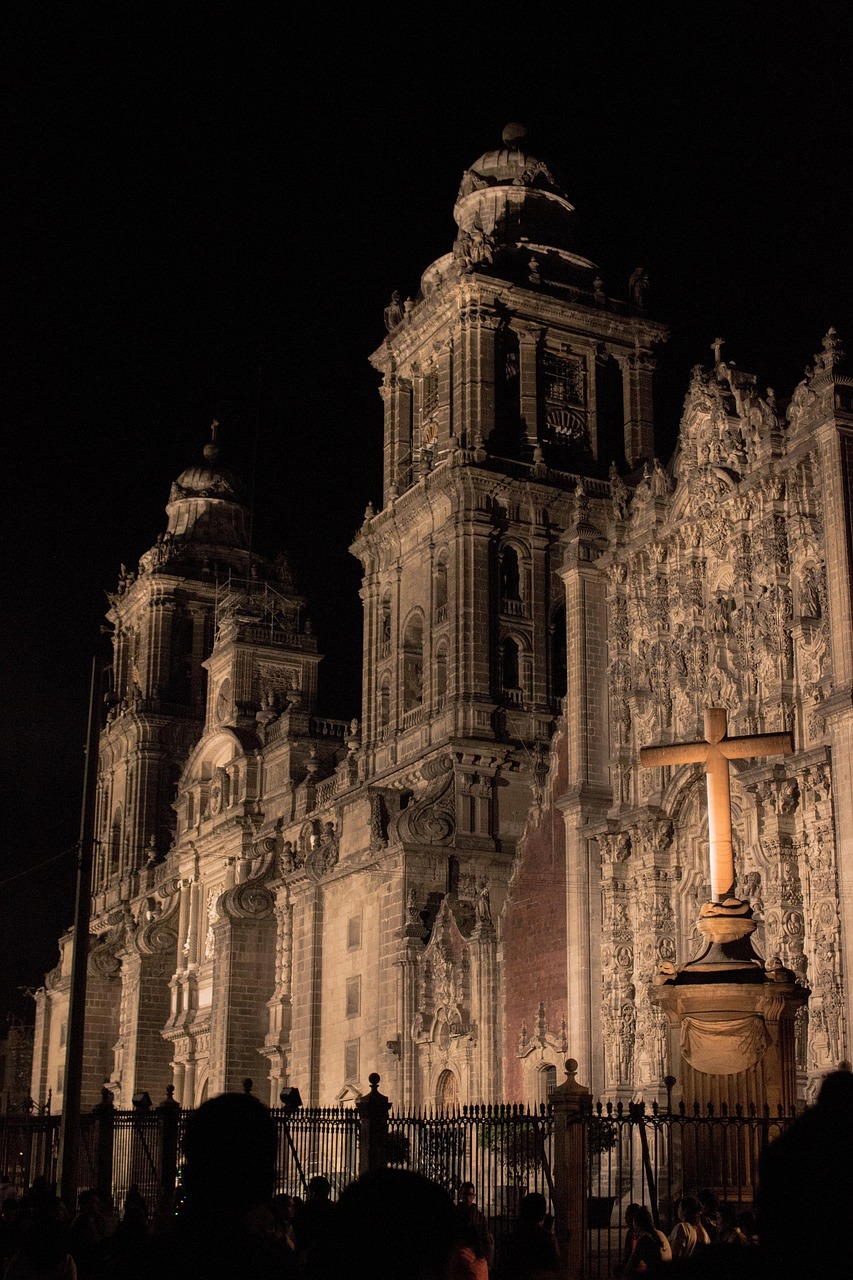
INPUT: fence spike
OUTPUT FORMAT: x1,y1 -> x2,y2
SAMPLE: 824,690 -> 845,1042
721,1102 -> 729,1117
679,1100 -> 686,1116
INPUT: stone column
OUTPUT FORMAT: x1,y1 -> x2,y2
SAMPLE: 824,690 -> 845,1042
559,525 -> 611,1085
551,1058 -> 592,1280
454,303 -> 498,450
798,756 -> 848,1084
357,1073 -> 390,1174
598,832 -> 634,1099
454,505 -> 496,738
814,416 -> 853,1048
618,350 -> 656,467
514,323 -> 542,452
209,880 -> 276,1095
263,890 -> 294,1103
468,908 -> 499,1101
381,374 -> 413,504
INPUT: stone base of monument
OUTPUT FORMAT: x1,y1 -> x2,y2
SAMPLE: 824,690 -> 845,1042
652,899 -> 808,1113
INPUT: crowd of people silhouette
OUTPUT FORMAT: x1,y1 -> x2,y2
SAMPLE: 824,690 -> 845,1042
1,1070 -> 849,1279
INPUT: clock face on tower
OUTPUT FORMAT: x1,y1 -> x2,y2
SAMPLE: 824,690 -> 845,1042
215,677 -> 232,723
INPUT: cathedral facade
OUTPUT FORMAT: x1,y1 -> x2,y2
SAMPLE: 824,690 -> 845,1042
32,126 -> 853,1111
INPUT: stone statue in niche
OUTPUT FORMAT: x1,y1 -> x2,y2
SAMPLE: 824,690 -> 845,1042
609,462 -> 629,520
707,594 -> 730,633
650,459 -> 670,497
384,291 -> 405,332
629,267 -> 650,309
799,565 -> 821,618
475,880 -> 492,926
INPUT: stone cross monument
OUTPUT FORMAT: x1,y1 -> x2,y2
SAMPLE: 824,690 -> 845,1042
640,708 -> 807,1111
642,707 -> 791,902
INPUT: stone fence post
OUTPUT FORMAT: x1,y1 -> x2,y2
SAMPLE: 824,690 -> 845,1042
357,1072 -> 390,1174
157,1085 -> 181,1202
92,1088 -> 115,1208
551,1058 -> 592,1280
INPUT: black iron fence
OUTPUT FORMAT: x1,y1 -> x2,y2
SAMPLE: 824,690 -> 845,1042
387,1104 -> 553,1256
583,1099 -> 795,1280
0,1082 -> 797,1278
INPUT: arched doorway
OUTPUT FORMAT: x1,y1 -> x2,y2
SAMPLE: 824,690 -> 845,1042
435,1068 -> 459,1110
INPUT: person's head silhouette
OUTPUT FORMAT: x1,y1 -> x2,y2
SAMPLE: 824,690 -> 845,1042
181,1091 -> 276,1214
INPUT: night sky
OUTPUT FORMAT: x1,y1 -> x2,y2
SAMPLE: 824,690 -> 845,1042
3,5 -> 853,1024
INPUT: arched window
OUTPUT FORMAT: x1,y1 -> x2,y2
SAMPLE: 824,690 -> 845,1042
379,675 -> 391,730
379,589 -> 392,657
500,546 -> 521,602
537,1064 -> 557,1105
109,807 -> 123,878
402,614 -> 424,711
501,637 -> 520,697
550,602 -> 567,701
434,555 -> 448,619
435,639 -> 448,705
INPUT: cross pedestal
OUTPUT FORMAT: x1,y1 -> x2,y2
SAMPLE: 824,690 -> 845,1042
640,709 -> 807,1111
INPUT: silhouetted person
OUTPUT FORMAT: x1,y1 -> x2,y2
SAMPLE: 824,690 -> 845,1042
448,1220 -> 490,1279
292,1175 -> 336,1272
622,1204 -> 671,1277
494,1191 -> 559,1278
0,1199 -> 23,1272
103,1202 -> 149,1280
68,1190 -> 108,1280
668,1196 -> 710,1259
697,1189 -> 720,1243
758,1067 -> 853,1279
454,1182 -> 494,1269
617,1202 -> 642,1275
313,1167 -> 457,1280
4,1183 -> 76,1280
714,1202 -> 750,1248
149,1090 -> 294,1279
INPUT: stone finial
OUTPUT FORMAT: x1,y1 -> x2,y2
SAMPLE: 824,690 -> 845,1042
158,1083 -> 180,1113
357,1072 -> 390,1119
242,1077 -> 253,1094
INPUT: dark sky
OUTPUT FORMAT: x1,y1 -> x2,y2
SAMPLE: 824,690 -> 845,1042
3,4 -> 853,1023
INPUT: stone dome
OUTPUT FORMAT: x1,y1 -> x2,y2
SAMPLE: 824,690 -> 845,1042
162,431 -> 251,550
457,123 -> 567,199
453,123 -> 582,260
169,439 -> 246,504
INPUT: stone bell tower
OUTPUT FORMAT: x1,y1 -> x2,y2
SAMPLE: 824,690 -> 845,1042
351,124 -> 669,1105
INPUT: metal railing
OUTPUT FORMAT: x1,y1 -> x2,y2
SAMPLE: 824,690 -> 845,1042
1,1083 -> 796,1278
583,1099 -> 796,1280
270,1105 -> 360,1197
386,1104 -> 553,1257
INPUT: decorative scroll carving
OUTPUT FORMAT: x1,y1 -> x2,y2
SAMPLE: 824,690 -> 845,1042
395,756 -> 455,845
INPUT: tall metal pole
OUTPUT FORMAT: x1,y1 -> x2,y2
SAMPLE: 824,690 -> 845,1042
57,654 -> 102,1209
